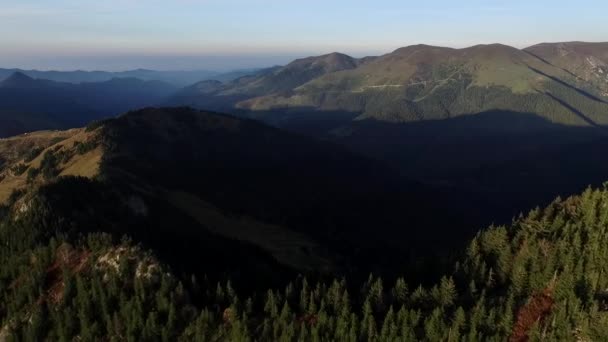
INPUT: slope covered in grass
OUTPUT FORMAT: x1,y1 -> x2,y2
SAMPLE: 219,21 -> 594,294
170,43 -> 608,129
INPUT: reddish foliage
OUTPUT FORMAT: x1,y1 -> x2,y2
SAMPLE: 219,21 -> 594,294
562,197 -> 581,217
510,287 -> 554,342
41,244 -> 91,304
223,308 -> 234,325
296,314 -> 318,326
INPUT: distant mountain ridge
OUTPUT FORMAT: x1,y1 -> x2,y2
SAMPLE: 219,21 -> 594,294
171,52 -> 360,101
0,72 -> 179,137
169,41 -> 608,129
0,66 -> 273,138
0,71 -> 41,88
0,67 -> 262,87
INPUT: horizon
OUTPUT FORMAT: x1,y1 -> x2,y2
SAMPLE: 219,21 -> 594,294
1,0 -> 607,71
1,40 -> 606,73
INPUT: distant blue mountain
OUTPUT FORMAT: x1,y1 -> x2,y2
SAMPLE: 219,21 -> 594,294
0,72 -> 179,137
0,68 -> 262,87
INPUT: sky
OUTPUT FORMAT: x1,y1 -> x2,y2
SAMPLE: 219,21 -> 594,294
0,0 -> 607,71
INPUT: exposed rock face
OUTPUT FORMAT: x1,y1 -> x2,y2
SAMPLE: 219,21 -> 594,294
96,246 -> 161,283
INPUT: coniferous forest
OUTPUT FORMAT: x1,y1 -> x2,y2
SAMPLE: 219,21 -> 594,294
2,173 -> 608,340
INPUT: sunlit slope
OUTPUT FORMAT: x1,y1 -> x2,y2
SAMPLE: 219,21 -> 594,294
238,44 -> 608,125
526,41 -> 608,98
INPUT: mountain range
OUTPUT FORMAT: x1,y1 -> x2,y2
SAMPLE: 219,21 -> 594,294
1,42 -> 607,237
0,67 -> 260,87
0,72 -> 178,137
1,42 -> 608,340
170,42 -> 608,129
166,42 -> 608,219
7,41 -> 607,142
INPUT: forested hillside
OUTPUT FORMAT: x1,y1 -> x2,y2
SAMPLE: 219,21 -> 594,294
1,108 -> 608,340
2,164 -> 608,340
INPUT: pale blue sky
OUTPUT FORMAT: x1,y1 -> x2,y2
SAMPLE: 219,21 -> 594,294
0,0 -> 606,71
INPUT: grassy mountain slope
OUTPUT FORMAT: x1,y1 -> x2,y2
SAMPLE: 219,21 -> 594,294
525,41 -> 608,98
238,44 -> 608,125
169,53 -> 362,110
225,52 -> 360,96
0,128 -> 100,202
169,42 -> 608,129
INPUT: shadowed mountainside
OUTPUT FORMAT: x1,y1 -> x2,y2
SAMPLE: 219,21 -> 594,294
0,107 -> 496,286
2,127 -> 608,340
0,72 -> 178,137
321,110 -> 608,219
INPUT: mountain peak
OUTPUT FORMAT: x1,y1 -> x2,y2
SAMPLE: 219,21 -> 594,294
391,44 -> 452,54
286,52 -> 358,72
460,43 -> 526,60
464,43 -> 521,54
1,72 -> 35,87
525,41 -> 608,60
322,52 -> 354,60
386,45 -> 456,63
